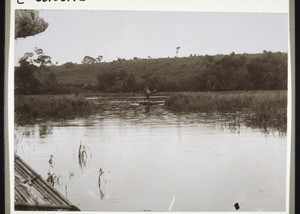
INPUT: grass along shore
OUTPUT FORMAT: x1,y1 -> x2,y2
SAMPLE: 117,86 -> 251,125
165,90 -> 287,132
15,90 -> 287,132
15,95 -> 99,123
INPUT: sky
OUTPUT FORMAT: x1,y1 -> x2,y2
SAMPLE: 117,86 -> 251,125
14,10 -> 288,65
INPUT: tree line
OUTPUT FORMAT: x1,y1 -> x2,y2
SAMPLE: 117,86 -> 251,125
15,48 -> 67,95
95,51 -> 287,93
15,51 -> 287,95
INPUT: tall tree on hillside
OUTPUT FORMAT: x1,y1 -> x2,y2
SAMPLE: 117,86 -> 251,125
15,58 -> 41,94
33,48 -> 53,77
96,55 -> 103,63
22,52 -> 34,64
16,49 -> 55,94
82,56 -> 97,66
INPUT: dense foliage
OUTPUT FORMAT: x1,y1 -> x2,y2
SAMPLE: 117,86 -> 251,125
15,95 -> 98,123
15,51 -> 287,94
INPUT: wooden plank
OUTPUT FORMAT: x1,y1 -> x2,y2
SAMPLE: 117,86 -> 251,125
15,202 -> 80,211
15,156 -> 69,205
14,155 -> 80,211
15,160 -> 61,205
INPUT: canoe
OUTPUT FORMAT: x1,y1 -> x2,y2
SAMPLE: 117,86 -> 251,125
138,100 -> 165,105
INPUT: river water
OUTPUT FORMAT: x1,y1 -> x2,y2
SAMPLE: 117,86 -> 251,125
15,102 -> 287,212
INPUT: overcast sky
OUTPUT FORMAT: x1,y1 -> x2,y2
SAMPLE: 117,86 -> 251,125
14,10 -> 288,65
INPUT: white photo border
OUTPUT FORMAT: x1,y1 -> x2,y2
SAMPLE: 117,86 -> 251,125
5,1 -> 293,214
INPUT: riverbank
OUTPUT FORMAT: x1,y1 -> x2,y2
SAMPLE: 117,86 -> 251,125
165,90 -> 287,132
15,95 -> 99,123
15,91 -> 287,133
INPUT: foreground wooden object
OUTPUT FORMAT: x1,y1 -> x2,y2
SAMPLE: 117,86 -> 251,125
14,155 -> 80,211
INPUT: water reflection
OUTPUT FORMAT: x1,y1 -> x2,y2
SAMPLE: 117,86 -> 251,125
78,141 -> 92,169
91,100 -> 286,136
98,168 -> 105,200
39,124 -> 53,138
49,155 -> 54,167
14,99 -> 287,211
45,102 -> 286,138
78,142 -> 87,168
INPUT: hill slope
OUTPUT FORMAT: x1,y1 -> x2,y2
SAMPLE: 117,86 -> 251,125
16,51 -> 288,94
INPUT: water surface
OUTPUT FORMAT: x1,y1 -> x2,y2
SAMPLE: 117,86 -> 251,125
15,103 -> 286,211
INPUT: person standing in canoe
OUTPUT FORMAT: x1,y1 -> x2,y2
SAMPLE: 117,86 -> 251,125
144,85 -> 151,99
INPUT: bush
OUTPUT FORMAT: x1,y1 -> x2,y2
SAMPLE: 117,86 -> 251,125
15,95 -> 99,123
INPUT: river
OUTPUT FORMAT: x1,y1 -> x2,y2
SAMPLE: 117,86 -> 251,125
15,101 -> 287,211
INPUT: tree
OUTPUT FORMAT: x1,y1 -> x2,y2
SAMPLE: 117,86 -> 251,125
63,62 -> 76,69
247,53 -> 287,90
117,70 -> 128,89
15,11 -> 51,95
96,55 -> 103,63
15,58 -> 41,94
33,48 -> 53,77
126,74 -> 137,92
141,72 -> 160,90
15,10 -> 48,39
97,71 -> 118,92
82,56 -> 97,66
22,52 -> 34,63
15,48 -> 57,94
41,72 -> 60,94
193,67 -> 219,91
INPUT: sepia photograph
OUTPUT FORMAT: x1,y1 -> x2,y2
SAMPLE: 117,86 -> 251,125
13,9 -> 288,212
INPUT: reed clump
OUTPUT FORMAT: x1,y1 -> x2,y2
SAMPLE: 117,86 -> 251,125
165,92 -> 253,112
244,91 -> 287,132
165,91 -> 287,131
15,95 -> 98,123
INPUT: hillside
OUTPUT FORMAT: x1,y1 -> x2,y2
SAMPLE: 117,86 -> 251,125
15,51 -> 287,94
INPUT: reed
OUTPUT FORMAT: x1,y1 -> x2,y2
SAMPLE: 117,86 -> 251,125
165,90 -> 287,131
15,95 -> 98,123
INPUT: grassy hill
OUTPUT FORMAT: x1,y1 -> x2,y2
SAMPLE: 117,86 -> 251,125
16,51 -> 288,94
44,55 -> 223,84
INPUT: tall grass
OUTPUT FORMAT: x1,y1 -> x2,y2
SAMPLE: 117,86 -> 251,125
165,92 -> 253,112
15,91 -> 287,132
165,91 -> 287,132
244,91 -> 287,132
15,95 -> 99,123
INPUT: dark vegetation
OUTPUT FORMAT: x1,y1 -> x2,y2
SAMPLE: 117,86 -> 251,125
15,91 -> 287,133
165,91 -> 287,133
15,51 -> 287,95
15,95 -> 98,123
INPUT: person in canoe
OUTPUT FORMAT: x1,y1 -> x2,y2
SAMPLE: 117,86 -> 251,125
144,85 -> 151,99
